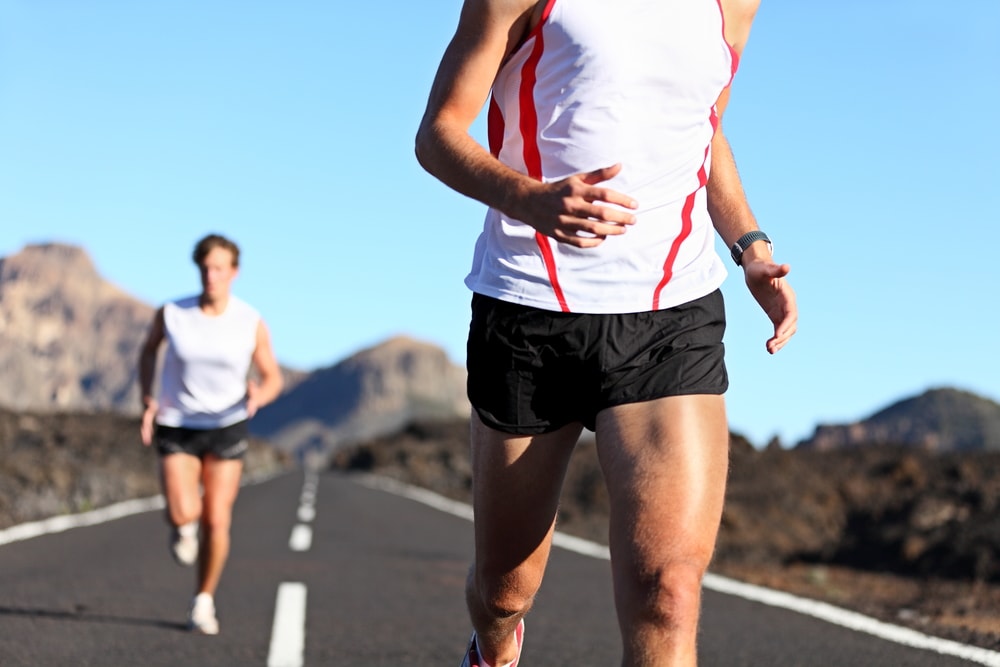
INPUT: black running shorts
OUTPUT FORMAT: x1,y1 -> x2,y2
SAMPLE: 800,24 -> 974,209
155,420 -> 250,460
466,290 -> 728,434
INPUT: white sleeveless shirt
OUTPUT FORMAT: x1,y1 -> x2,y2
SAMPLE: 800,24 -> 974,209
156,295 -> 260,429
465,0 -> 738,313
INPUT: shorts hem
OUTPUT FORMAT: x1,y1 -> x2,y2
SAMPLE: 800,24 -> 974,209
601,383 -> 729,413
154,421 -> 250,461
473,407 -> 578,436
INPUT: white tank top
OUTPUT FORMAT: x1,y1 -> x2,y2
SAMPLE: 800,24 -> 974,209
465,0 -> 738,313
156,295 -> 260,429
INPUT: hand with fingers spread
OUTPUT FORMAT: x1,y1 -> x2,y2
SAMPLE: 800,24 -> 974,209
744,259 -> 798,354
512,164 -> 638,248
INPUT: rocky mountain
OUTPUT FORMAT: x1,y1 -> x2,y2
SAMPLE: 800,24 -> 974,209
797,388 -> 1000,451
0,243 -> 153,413
250,336 -> 469,460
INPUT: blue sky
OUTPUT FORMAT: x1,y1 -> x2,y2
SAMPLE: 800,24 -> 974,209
1,1 -> 997,447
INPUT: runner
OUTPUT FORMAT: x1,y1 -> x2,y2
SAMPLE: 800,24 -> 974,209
416,0 -> 798,664
137,233 -> 283,635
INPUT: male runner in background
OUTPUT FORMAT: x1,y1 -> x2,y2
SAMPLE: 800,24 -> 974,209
138,234 -> 283,634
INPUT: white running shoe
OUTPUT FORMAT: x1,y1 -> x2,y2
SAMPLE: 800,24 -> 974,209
170,522 -> 199,566
188,593 -> 220,635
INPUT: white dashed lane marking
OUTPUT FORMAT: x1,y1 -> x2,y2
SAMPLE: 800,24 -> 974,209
267,582 -> 307,667
288,468 -> 318,552
289,524 -> 313,552
269,469 -> 319,666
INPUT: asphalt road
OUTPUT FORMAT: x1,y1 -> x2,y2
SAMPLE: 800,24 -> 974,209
0,470 -> 995,666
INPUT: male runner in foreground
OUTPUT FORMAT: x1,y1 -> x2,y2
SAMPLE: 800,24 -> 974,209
416,1 -> 797,664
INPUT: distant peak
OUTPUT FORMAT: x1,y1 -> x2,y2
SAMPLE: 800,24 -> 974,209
22,241 -> 86,254
3,242 -> 96,273
0,242 -> 109,296
872,387 -> 998,420
341,335 -> 451,360
798,386 -> 1000,451
378,335 -> 439,350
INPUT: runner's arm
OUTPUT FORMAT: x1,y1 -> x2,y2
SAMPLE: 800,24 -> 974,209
138,307 -> 166,445
414,0 -> 637,247
707,0 -> 762,253
246,319 -> 283,417
708,0 -> 797,354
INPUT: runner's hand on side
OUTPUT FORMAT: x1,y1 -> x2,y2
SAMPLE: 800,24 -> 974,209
512,164 -> 638,248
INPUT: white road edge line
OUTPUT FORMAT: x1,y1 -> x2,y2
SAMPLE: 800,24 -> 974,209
0,469 -> 286,548
357,473 -> 1000,667
0,496 -> 165,547
267,582 -> 307,667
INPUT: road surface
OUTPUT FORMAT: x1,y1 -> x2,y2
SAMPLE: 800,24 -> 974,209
0,470 -> 996,666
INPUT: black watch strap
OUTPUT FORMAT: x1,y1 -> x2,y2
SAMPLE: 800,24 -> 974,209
730,230 -> 772,266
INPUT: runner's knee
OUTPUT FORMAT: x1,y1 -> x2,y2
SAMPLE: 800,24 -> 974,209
477,588 -> 535,621
167,499 -> 201,527
199,503 -> 232,534
473,571 -> 537,620
624,560 -> 706,629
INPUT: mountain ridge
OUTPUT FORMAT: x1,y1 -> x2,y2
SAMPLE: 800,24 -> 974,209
1,241 -> 997,457
797,387 -> 1000,451
250,334 -> 469,459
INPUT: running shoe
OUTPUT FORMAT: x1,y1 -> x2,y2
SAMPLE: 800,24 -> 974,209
460,619 -> 524,667
187,593 -> 220,635
170,522 -> 199,566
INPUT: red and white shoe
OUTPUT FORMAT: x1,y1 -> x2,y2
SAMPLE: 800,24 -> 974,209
459,619 -> 524,667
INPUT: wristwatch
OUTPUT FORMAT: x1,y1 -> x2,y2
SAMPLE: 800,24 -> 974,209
730,230 -> 772,266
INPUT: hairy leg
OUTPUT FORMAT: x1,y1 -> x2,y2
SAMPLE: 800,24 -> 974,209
160,453 -> 203,527
196,455 -> 243,596
467,412 -> 582,666
595,395 -> 729,667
